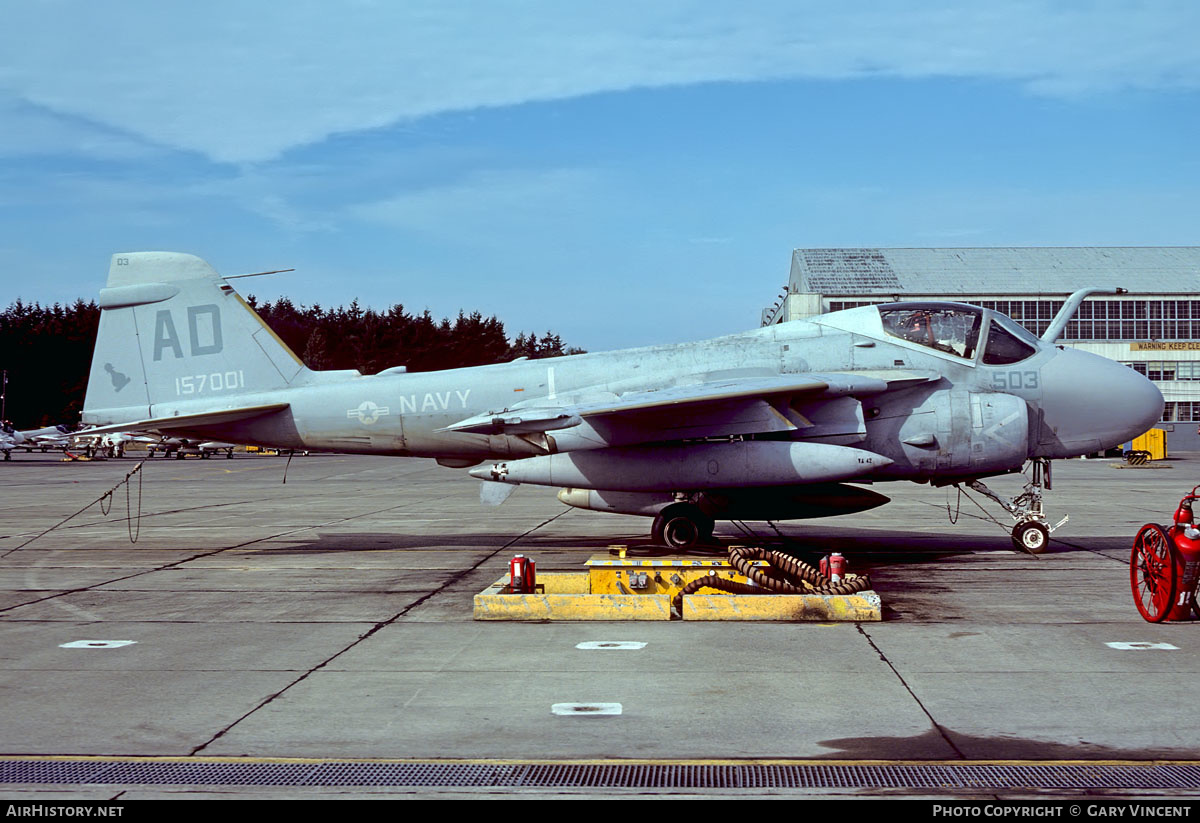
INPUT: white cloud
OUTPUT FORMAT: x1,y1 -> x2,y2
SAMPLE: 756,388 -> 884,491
0,94 -> 160,160
2,2 -> 1196,163
349,167 -> 600,241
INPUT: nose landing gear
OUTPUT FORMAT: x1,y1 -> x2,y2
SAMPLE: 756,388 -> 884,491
966,458 -> 1067,553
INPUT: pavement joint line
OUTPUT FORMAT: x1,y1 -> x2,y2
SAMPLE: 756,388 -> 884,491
0,497 -> 290,543
1046,536 -> 1133,566
0,499 -> 425,615
0,460 -> 150,560
189,507 -> 574,757
855,623 -> 966,760
0,458 -> 447,544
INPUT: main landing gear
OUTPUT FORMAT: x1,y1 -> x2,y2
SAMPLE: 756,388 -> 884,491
966,458 -> 1066,553
651,502 -> 715,550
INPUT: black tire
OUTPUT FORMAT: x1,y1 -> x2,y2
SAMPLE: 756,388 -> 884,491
1012,521 -> 1050,553
651,504 -> 713,550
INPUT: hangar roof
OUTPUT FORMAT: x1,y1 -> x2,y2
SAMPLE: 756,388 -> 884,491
789,247 -> 1200,296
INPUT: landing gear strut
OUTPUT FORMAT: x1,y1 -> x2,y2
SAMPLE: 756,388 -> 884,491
651,502 -> 715,550
966,458 -> 1066,554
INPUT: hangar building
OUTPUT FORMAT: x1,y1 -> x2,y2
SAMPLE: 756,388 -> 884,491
760,247 -> 1200,452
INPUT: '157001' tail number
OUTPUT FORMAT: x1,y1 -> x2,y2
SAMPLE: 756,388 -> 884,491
176,371 -> 245,395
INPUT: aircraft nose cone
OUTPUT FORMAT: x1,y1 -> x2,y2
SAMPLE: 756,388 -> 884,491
1037,349 -> 1163,456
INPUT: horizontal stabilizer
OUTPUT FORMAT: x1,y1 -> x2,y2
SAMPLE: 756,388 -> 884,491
78,403 -> 290,437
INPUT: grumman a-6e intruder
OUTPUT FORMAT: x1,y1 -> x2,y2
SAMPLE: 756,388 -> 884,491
82,253 -> 1164,552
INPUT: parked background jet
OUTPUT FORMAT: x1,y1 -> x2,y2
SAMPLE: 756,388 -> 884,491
81,252 -> 1163,551
18,424 -> 73,452
0,426 -> 18,460
145,437 -> 237,459
0,423 -> 74,459
72,430 -> 156,458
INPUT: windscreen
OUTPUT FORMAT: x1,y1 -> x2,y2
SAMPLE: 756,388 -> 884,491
983,318 -> 1038,365
879,305 -> 982,359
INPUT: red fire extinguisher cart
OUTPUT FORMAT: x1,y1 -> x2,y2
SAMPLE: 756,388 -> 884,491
1130,484 -> 1200,622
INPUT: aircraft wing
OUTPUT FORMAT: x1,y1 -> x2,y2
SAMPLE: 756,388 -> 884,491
73,403 -> 290,438
442,370 -> 939,439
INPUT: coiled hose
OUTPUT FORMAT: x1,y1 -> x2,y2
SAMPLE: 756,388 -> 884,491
671,545 -> 873,616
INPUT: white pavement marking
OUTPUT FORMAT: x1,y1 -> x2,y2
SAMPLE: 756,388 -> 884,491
576,641 -> 647,650
1106,641 -> 1179,650
552,703 -> 622,716
59,640 -> 137,649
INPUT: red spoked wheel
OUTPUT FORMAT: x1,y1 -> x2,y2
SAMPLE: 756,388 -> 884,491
1130,524 -> 1177,623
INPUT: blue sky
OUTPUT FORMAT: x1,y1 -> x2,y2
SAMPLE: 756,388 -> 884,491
1,1 -> 1197,351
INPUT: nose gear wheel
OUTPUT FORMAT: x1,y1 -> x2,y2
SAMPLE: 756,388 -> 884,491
1013,521 -> 1049,552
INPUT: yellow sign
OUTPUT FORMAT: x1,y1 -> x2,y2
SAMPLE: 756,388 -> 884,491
1131,342 -> 1200,351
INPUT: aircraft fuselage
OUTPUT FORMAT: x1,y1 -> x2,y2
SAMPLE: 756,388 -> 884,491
120,309 -> 1155,485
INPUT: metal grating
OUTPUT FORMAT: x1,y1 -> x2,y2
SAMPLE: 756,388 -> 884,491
4,760 -> 1200,789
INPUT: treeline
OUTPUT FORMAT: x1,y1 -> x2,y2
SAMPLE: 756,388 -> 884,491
0,299 -> 100,427
248,296 -> 580,374
0,297 -> 582,427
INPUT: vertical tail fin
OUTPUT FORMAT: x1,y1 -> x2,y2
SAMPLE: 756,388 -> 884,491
84,252 -> 310,424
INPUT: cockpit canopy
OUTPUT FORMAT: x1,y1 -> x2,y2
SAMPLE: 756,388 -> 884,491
880,304 -> 981,359
877,302 -> 1040,364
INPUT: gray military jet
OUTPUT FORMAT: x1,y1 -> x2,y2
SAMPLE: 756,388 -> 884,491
0,423 -> 74,459
81,252 -> 1162,552
143,436 -> 236,459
